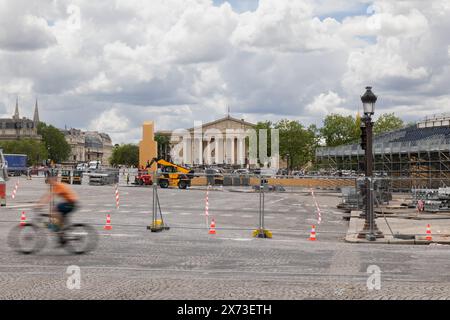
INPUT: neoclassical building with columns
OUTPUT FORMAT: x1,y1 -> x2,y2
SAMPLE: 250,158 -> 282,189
156,115 -> 256,167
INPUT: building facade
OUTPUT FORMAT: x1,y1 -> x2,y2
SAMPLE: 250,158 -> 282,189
156,115 -> 256,167
0,98 -> 41,141
62,129 -> 113,166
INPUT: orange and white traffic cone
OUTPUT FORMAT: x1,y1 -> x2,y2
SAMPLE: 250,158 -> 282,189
104,214 -> 112,230
208,219 -> 216,235
426,224 -> 432,241
309,225 -> 316,241
20,211 -> 27,226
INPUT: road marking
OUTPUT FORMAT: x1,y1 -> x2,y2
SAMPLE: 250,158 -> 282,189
120,211 -> 131,213
265,216 -> 275,219
218,237 -> 254,241
241,215 -> 252,218
179,212 -> 192,215
221,214 -> 233,217
269,198 -> 285,205
99,233 -> 138,237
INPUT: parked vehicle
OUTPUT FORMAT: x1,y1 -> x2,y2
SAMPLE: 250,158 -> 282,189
72,170 -> 83,184
76,163 -> 88,171
3,154 -> 27,176
232,169 -> 250,175
148,158 -> 194,189
88,161 -> 101,172
0,149 -> 7,180
61,170 -> 71,184
135,170 -> 153,186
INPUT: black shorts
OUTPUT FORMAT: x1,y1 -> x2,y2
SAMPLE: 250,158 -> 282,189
57,202 -> 77,216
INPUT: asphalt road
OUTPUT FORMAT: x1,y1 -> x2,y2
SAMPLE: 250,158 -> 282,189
1,177 -> 450,299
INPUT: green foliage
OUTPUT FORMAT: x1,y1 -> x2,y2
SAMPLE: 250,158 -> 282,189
320,114 -> 360,147
0,139 -> 48,166
252,120 -> 317,170
374,113 -> 404,135
110,144 -> 139,167
275,120 -> 318,170
154,133 -> 170,159
37,122 -> 71,163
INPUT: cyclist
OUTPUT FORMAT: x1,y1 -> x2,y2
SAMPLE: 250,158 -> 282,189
38,173 -> 79,245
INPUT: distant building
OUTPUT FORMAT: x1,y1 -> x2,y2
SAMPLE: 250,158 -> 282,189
61,128 -> 113,166
0,98 -> 41,141
156,115 -> 256,167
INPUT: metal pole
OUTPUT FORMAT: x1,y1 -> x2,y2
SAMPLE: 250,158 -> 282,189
358,116 -> 383,240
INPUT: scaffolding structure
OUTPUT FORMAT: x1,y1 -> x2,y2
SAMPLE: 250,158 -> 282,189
316,117 -> 450,191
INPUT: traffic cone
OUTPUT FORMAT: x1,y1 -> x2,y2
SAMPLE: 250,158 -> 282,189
208,219 -> 216,235
104,214 -> 112,230
426,224 -> 432,241
20,211 -> 26,226
309,225 -> 316,241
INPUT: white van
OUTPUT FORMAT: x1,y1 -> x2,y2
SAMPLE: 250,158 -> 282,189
88,161 -> 101,171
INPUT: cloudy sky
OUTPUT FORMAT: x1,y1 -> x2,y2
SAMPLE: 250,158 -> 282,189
1,0 -> 450,144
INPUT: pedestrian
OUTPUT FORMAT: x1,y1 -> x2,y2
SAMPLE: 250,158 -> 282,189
126,173 -> 130,185
418,199 -> 425,212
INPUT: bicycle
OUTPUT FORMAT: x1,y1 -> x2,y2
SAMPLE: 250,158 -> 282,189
7,207 -> 98,255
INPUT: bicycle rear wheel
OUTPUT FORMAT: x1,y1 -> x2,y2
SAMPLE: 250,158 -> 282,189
64,224 -> 98,254
7,224 -> 47,255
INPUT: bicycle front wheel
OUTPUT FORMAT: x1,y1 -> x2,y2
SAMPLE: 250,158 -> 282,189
64,224 -> 98,254
7,224 -> 47,255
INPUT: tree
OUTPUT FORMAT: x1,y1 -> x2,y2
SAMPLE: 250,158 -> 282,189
275,120 -> 317,170
0,139 -> 48,166
37,122 -> 71,163
109,144 -> 139,167
154,133 -> 170,160
320,114 -> 359,147
374,113 -> 404,135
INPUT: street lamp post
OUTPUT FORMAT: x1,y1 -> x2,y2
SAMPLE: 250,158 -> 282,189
358,86 -> 384,241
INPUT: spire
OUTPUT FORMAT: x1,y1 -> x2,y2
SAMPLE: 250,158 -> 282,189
13,97 -> 19,120
33,98 -> 40,123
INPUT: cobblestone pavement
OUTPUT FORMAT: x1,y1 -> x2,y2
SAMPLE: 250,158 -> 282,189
1,177 -> 450,299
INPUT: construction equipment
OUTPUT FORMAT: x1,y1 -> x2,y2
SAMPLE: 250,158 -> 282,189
72,170 -> 83,185
148,158 -> 194,189
134,170 -> 153,186
61,170 -> 71,184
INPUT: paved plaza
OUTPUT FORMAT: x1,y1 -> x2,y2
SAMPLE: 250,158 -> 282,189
1,177 -> 450,299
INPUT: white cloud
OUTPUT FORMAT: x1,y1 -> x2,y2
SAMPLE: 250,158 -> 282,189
89,108 -> 130,133
305,91 -> 351,116
0,0 -> 450,143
